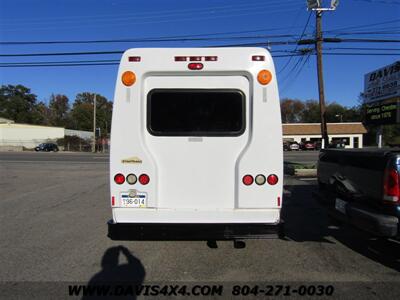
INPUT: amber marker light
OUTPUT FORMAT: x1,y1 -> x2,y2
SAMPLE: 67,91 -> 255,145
121,71 -> 136,86
257,69 -> 272,85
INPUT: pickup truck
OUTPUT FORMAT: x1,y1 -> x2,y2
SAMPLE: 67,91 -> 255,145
316,148 -> 400,239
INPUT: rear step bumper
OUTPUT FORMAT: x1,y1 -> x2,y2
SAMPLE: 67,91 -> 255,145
107,220 -> 285,241
313,191 -> 399,238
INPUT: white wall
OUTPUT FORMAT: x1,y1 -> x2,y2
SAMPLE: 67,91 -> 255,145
0,124 -> 64,148
64,129 -> 92,140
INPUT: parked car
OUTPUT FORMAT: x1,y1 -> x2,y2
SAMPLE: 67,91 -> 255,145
289,142 -> 300,151
328,140 -> 346,148
35,143 -> 59,152
315,148 -> 400,239
300,141 -> 316,151
283,142 -> 290,151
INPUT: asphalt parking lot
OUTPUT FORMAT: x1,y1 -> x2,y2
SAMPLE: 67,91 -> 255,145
0,151 -> 399,298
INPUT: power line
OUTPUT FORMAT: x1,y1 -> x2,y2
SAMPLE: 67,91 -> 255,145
1,37 -> 398,58
278,11 -> 313,74
327,18 -> 400,32
1,4 -> 302,32
1,30 -> 399,46
0,50 -> 124,57
0,34 -> 300,46
1,0 -> 301,25
353,0 -> 400,5
0,59 -> 120,65
1,51 -> 398,68
324,47 -> 400,50
323,52 -> 400,55
0,63 -> 119,67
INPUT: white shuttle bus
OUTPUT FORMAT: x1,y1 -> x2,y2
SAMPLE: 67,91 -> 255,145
108,48 -> 284,242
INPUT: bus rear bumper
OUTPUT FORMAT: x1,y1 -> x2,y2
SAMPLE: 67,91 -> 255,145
107,220 -> 285,241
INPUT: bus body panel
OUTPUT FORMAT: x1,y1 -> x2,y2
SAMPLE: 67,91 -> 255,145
110,48 -> 282,227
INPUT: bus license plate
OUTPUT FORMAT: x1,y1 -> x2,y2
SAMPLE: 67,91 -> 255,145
120,192 -> 147,208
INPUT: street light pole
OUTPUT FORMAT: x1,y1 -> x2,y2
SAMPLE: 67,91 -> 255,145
92,94 -> 97,153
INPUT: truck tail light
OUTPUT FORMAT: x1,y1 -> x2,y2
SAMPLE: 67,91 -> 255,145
383,168 -> 400,203
267,174 -> 279,185
139,174 -> 150,185
242,175 -> 254,186
114,173 -> 125,184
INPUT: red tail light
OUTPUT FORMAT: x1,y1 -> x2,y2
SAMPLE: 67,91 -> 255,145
139,174 -> 150,185
111,196 -> 115,206
188,63 -> 203,70
242,174 -> 254,186
267,174 -> 279,185
114,173 -> 125,184
383,168 -> 400,203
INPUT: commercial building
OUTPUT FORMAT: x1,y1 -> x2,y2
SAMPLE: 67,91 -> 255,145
282,122 -> 367,148
0,118 -> 92,150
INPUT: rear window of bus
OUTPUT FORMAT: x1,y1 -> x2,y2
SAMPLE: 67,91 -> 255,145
147,89 -> 245,136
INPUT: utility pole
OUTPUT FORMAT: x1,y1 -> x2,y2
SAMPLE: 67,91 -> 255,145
315,10 -> 329,148
92,93 -> 97,153
307,0 -> 339,148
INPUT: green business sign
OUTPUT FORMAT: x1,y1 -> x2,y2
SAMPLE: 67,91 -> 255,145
365,97 -> 400,125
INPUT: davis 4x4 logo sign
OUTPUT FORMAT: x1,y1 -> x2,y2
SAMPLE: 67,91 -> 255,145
363,61 -> 400,125
364,61 -> 400,104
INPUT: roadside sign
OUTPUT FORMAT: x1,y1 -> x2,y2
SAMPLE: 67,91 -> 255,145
363,61 -> 400,125
364,61 -> 400,104
365,97 -> 400,125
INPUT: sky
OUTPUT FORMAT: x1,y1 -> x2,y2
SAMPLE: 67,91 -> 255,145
0,0 -> 399,108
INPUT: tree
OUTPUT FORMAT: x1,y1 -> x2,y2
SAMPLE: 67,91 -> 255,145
70,92 -> 112,136
49,94 -> 70,127
0,84 -> 39,123
301,100 -> 320,123
325,102 -> 347,122
280,98 -> 305,123
33,102 -> 52,125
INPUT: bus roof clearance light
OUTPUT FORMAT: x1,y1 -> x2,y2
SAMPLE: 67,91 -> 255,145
257,70 -> 272,85
252,55 -> 265,61
121,71 -> 136,86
